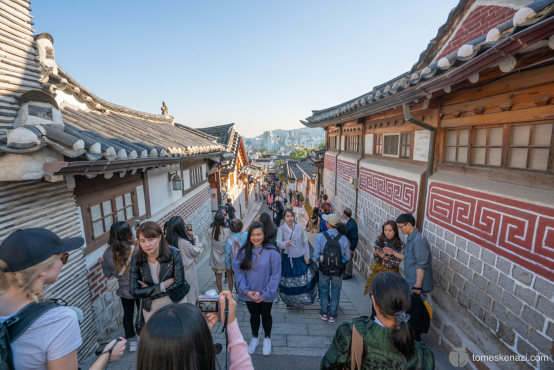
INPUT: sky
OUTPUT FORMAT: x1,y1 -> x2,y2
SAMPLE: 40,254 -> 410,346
32,0 -> 459,138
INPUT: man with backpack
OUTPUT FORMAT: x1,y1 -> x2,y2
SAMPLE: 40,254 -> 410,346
313,214 -> 350,323
225,198 -> 236,227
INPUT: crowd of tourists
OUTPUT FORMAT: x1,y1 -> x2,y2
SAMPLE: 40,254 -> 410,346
0,179 -> 435,369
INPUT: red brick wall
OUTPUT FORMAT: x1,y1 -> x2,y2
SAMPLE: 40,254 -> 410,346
88,262 -> 107,302
438,5 -> 516,60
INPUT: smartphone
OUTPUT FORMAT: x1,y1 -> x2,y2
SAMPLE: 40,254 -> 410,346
196,296 -> 219,312
186,224 -> 193,232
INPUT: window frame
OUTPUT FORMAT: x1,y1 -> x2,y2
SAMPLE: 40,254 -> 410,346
374,134 -> 383,155
400,132 -> 412,159
345,135 -> 360,153
190,166 -> 203,186
82,189 -> 140,254
382,133 -> 400,158
442,122 -> 553,173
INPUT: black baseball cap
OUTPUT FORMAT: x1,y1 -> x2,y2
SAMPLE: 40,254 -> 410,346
0,228 -> 84,272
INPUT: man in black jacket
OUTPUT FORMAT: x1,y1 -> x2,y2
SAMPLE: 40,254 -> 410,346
342,208 -> 359,280
225,198 -> 236,227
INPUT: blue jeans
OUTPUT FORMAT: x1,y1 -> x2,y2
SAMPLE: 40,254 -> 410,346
319,271 -> 343,317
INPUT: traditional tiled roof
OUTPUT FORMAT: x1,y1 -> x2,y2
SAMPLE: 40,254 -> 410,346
198,123 -> 245,171
302,0 -> 554,127
0,31 -> 224,164
297,160 -> 317,179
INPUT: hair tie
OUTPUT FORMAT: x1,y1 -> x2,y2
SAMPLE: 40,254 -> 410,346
394,311 -> 410,329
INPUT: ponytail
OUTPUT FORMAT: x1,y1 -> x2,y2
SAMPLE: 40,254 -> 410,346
370,271 -> 416,360
392,311 -> 415,359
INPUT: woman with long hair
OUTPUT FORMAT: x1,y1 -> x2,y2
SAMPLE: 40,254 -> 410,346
306,206 -> 320,233
206,212 -> 230,293
130,221 -> 188,323
0,228 -> 126,369
137,291 -> 252,370
258,212 -> 277,246
225,219 -> 248,293
364,220 -> 405,295
165,216 -> 203,304
276,209 -> 318,307
233,222 -> 281,356
101,221 -> 139,351
321,271 -> 434,369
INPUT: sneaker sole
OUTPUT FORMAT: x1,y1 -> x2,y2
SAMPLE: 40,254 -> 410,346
320,316 -> 328,321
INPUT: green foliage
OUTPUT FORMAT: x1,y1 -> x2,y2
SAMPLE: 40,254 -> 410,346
290,149 -> 308,159
317,142 -> 325,150
304,199 -> 312,216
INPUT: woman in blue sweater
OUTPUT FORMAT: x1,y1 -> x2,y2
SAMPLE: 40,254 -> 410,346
233,221 -> 281,356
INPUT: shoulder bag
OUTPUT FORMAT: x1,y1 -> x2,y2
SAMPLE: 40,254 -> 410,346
106,252 -> 133,292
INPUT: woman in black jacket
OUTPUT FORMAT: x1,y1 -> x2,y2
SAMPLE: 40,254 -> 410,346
130,221 -> 188,322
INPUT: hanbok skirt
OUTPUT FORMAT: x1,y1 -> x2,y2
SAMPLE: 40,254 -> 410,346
279,254 -> 318,307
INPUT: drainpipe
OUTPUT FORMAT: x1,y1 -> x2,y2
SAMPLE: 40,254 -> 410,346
402,103 -> 436,228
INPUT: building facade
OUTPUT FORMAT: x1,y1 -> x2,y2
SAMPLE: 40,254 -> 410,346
302,0 -> 554,367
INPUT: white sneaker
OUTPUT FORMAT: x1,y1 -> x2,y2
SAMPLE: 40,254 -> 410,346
263,337 -> 272,356
129,340 -> 137,352
248,337 -> 259,355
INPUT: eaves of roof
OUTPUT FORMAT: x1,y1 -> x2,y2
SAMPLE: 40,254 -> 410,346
302,0 -> 554,127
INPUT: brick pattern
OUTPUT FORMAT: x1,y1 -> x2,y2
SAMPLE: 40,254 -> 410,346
323,168 -> 336,205
426,182 -> 554,280
335,176 -> 356,216
437,5 -> 516,59
425,219 -> 553,367
359,167 -> 418,214
158,184 -> 211,227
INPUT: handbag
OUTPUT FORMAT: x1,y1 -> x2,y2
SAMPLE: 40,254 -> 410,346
106,252 -> 133,292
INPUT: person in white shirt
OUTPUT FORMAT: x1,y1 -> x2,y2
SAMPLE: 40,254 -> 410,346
0,228 -> 126,370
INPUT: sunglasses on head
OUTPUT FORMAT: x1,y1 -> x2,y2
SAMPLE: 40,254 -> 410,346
61,252 -> 69,265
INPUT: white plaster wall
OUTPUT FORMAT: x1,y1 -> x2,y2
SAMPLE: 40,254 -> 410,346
340,136 -> 345,151
182,169 -> 191,190
136,184 -> 146,216
147,164 -> 182,216
337,152 -> 360,165
413,130 -> 430,161
365,134 -> 373,155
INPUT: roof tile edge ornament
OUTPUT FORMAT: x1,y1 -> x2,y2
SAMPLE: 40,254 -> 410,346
514,6 -> 537,27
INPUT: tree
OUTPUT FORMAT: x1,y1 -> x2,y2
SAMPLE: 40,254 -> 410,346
317,142 -> 325,150
289,149 -> 307,159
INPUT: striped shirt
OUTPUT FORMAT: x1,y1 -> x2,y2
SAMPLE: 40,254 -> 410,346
0,306 -> 82,369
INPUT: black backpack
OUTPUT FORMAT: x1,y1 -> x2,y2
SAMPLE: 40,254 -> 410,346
319,232 -> 345,276
0,299 -> 64,370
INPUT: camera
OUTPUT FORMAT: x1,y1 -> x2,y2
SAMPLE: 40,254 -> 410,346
196,296 -> 219,312
186,224 -> 193,232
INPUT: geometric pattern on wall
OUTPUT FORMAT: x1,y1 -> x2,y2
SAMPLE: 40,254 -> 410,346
337,159 -> 357,181
426,182 -> 554,280
324,154 -> 336,172
359,167 -> 418,214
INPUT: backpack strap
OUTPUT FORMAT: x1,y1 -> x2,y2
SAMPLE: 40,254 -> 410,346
351,324 -> 363,370
5,300 -> 61,342
322,231 -> 333,241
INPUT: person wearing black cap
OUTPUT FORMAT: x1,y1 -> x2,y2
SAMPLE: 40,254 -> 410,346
0,228 -> 126,370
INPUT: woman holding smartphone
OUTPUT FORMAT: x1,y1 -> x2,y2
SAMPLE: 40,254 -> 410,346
130,221 -> 188,322
276,208 -> 318,307
233,222 -> 281,356
363,220 -> 404,295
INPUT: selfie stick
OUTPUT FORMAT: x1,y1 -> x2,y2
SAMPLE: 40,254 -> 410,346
222,297 -> 229,369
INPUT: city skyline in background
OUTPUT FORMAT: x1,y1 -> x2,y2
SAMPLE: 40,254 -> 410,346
31,0 -> 458,137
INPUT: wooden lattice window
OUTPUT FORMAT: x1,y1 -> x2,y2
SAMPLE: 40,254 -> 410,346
400,133 -> 412,158
445,129 -> 469,163
89,191 -> 137,240
328,136 -> 338,150
191,166 -> 203,186
374,134 -> 383,155
472,126 -> 503,167
508,123 -> 552,171
346,135 -> 360,152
